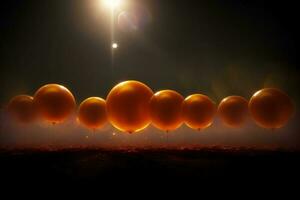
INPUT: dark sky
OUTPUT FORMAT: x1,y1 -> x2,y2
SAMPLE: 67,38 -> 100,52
1,0 -> 299,105
0,0 -> 299,148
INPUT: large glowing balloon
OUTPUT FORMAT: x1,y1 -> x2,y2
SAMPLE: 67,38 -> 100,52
149,90 -> 184,131
106,80 -> 153,133
218,96 -> 248,127
249,88 -> 294,129
78,97 -> 107,130
7,95 -> 36,123
182,94 -> 216,130
34,84 -> 76,124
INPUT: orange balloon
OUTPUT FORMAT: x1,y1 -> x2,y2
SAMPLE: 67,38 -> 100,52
34,84 -> 76,124
249,88 -> 294,129
149,90 -> 184,131
106,80 -> 153,133
78,97 -> 107,130
218,96 -> 248,127
182,94 -> 216,130
7,95 -> 36,123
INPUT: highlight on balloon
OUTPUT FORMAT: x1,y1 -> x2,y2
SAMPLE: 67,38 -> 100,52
5,80 -> 295,134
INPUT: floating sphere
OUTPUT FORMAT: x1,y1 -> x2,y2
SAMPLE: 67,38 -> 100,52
218,96 -> 248,127
149,90 -> 184,131
34,84 -> 76,124
182,94 -> 216,130
249,88 -> 294,129
78,97 -> 107,130
7,95 -> 36,123
106,80 -> 153,133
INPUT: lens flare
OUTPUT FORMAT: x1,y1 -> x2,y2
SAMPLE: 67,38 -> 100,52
112,42 -> 118,49
103,0 -> 122,9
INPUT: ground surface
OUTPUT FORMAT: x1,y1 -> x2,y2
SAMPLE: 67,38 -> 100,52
1,147 -> 299,187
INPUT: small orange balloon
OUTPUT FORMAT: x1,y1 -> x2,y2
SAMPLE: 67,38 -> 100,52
149,90 -> 184,131
218,96 -> 248,127
182,94 -> 216,130
78,97 -> 107,130
106,80 -> 153,133
7,95 -> 36,123
249,88 -> 294,129
34,84 -> 76,124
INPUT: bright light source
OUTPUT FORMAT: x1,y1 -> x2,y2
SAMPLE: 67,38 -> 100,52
103,0 -> 122,9
112,43 -> 118,49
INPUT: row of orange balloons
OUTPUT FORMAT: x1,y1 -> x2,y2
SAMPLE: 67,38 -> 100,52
7,80 -> 294,133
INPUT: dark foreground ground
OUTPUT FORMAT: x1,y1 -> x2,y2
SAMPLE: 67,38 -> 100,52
1,147 -> 299,188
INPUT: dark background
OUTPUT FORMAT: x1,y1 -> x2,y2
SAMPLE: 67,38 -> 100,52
1,0 -> 299,105
0,0 -> 299,149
